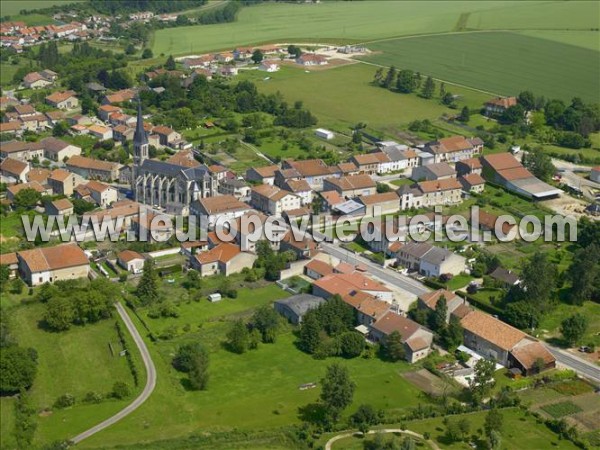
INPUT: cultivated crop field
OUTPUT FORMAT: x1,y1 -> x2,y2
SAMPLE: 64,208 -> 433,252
361,31 -> 600,102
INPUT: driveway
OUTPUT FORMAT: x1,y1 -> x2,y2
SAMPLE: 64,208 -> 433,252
71,302 -> 157,444
325,429 -> 440,450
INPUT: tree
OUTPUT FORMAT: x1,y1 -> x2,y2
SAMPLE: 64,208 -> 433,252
173,342 -> 205,372
382,65 -> 397,89
251,49 -> 264,64
350,404 -> 381,434
401,437 -> 416,450
287,44 -> 302,58
488,430 -> 502,450
136,259 -> 159,305
458,106 -> 470,123
522,148 -> 556,182
320,363 -> 355,423
384,330 -> 405,361
567,243 -> 600,305
484,408 -> 504,438
251,305 -> 280,343
226,319 -> 250,354
0,346 -> 38,393
561,313 -> 588,346
142,48 -> 153,59
13,188 -> 41,209
499,104 -> 526,124
441,92 -> 455,107
441,315 -> 463,351
508,252 -> 557,313
112,381 -> 130,399
339,332 -> 365,358
0,265 -> 9,292
376,182 -> 391,193
299,312 -> 322,354
396,69 -> 417,93
44,296 -> 74,331
457,418 -> 470,441
124,43 -> 136,55
373,67 -> 384,85
421,76 -> 435,99
518,91 -> 536,111
439,82 -> 446,98
444,419 -> 462,443
165,54 -> 176,70
469,358 -> 496,403
430,296 -> 448,331
188,346 -> 209,390
52,121 -> 69,137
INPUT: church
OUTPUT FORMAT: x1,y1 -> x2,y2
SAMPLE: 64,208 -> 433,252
131,102 -> 218,215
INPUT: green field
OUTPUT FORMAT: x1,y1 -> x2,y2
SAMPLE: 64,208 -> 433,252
151,1 -> 599,56
0,0 -> 83,16
362,31 -> 600,102
6,302 -> 142,446
242,64 -> 490,133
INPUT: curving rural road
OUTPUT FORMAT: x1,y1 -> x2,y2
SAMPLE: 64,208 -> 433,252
325,429 -> 440,450
71,302 -> 157,444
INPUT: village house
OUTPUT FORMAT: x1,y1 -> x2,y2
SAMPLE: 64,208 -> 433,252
82,180 -> 118,207
276,178 -> 313,205
0,141 -> 44,161
88,124 -> 113,141
251,184 -> 302,216
180,241 -> 209,258
183,55 -> 214,70
461,310 -> 555,375
191,195 -> 253,227
396,242 -> 466,277
274,294 -> 326,325
459,173 -> 486,193
358,191 -> 400,217
343,291 -> 391,327
45,198 -> 74,216
322,174 -> 376,198
117,250 -> 145,274
259,60 -> 280,72
484,96 -> 518,117
312,272 -> 393,302
98,104 -> 123,122
23,71 -> 54,89
422,136 -> 484,163
411,162 -> 456,181
379,146 -> 420,172
455,158 -> 483,176
281,159 -> 337,189
304,259 -> 335,280
6,181 -> 47,202
0,121 -> 22,135
296,54 -> 328,66
417,289 -> 471,323
191,242 -> 257,277
218,178 -> 251,200
48,168 -> 83,196
20,113 -> 49,132
131,212 -> 174,243
351,152 -> 392,175
0,96 -> 19,110
489,267 -> 520,288
17,243 -> 90,286
0,158 -> 29,182
45,110 -> 66,126
280,231 -> 319,260
590,167 -> 600,183
369,312 -> 434,363
27,168 -> 51,185
318,190 -> 345,212
39,137 -> 82,161
153,125 -> 182,148
66,155 -> 120,181
45,90 -> 78,109
228,211 -> 287,253
102,89 -> 136,105
0,253 -> 19,279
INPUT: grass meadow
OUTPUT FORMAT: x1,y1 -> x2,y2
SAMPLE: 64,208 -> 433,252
361,31 -> 600,102
0,1 -> 84,16
241,64 -> 490,133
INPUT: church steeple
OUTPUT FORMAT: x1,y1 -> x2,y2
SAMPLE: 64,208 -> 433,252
134,98 -> 148,146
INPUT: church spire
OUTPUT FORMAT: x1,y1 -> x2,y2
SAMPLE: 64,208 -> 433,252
134,97 -> 148,145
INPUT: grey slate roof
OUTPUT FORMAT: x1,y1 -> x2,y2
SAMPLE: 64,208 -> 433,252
275,294 -> 326,317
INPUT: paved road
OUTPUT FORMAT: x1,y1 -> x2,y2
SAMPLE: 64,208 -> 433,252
325,429 -> 439,450
546,346 -> 600,384
320,242 -> 429,297
71,302 -> 157,444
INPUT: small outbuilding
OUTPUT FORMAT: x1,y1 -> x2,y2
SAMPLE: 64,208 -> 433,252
274,294 -> 326,325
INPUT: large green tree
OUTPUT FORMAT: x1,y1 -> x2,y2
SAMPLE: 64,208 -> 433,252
226,319 -> 250,354
567,243 -> 600,305
522,147 -> 556,182
13,188 -> 41,210
136,259 -> 160,305
299,312 -> 322,354
320,363 -> 355,423
421,76 -> 435,99
469,358 -> 496,404
0,346 -> 38,393
251,305 -> 280,343
44,296 -> 75,331
396,69 -> 418,93
384,330 -> 405,361
561,313 -> 588,346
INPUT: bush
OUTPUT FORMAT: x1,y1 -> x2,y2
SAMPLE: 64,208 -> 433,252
83,391 -> 103,404
54,393 -> 75,409
112,381 -> 130,399
339,332 -> 365,358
